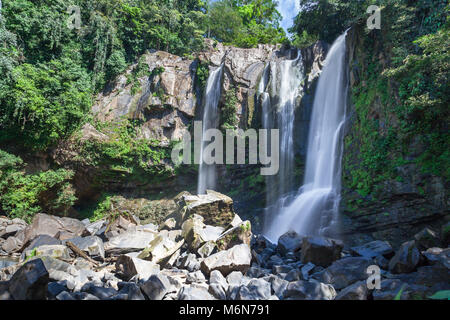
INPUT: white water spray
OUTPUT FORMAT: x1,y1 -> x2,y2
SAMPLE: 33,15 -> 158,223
265,31 -> 349,242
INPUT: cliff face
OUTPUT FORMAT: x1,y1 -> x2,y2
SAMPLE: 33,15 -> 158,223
341,25 -> 449,247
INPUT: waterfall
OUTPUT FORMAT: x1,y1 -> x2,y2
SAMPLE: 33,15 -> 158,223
259,51 -> 305,232
265,31 -> 349,242
197,64 -> 224,195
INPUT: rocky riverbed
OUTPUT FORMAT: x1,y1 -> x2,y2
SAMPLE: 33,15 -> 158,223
0,191 -> 449,301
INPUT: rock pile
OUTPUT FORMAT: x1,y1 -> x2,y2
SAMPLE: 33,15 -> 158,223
0,192 -> 449,300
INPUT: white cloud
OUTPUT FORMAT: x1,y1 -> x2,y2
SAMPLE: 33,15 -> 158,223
277,0 -> 299,35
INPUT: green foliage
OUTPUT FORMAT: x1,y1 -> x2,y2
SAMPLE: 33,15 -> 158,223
208,0 -> 286,48
221,86 -> 240,131
429,290 -> 450,300
0,150 -> 76,222
196,61 -> 210,90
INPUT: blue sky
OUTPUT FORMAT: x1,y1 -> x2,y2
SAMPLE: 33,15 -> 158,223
277,0 -> 300,34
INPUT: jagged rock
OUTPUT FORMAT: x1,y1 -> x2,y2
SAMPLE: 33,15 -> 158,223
177,191 -> 235,228
392,265 -> 450,289
319,257 -> 373,290
140,274 -> 172,300
372,279 -> 429,300
1,235 -> 24,254
216,221 -> 252,251
23,245 -> 71,261
414,228 -> 441,250
64,236 -> 105,260
160,218 -> 177,231
56,291 -> 76,300
198,241 -> 217,258
179,253 -> 200,272
9,259 -> 49,300
210,270 -> 228,292
301,236 -> 343,267
2,223 -> 26,239
335,281 -> 368,300
350,240 -> 394,259
246,266 -> 269,278
36,256 -> 77,280
85,220 -> 107,236
117,282 -> 146,300
116,254 -> 160,281
72,292 -> 101,300
22,214 -> 87,245
178,286 -> 216,300
237,278 -> 271,300
209,283 -> 227,300
21,235 -> 61,260
47,282 -> 68,300
422,248 -> 449,269
201,244 -> 252,276
226,271 -> 243,286
283,280 -> 336,300
277,231 -> 303,256
181,214 -> 224,250
285,269 -> 303,282
137,231 -> 184,264
267,275 -> 289,299
186,270 -> 206,284
81,283 -> 118,300
272,264 -> 293,275
104,226 -> 157,255
389,241 -> 420,274
301,262 -> 315,280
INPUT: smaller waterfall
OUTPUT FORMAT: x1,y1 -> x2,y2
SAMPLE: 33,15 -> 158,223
265,31 -> 349,242
197,64 -> 224,195
260,52 -> 305,233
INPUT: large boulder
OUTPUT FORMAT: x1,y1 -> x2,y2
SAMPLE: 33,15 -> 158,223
104,226 -> 158,255
319,257 -> 373,290
276,231 -> 303,256
64,236 -> 105,260
301,236 -> 343,267
181,214 -> 223,250
414,228 -> 441,250
137,231 -> 184,264
8,259 -> 49,300
283,280 -> 336,300
335,281 -> 368,300
116,254 -> 160,281
201,244 -> 252,276
350,240 -> 394,259
388,241 -> 420,274
216,221 -> 252,251
177,191 -> 235,228
237,278 -> 271,300
140,273 -> 172,300
22,214 -> 88,246
23,245 -> 71,261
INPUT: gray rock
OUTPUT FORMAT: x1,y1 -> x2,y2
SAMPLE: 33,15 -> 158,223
277,231 -> 303,256
56,291 -> 76,300
85,220 -> 107,236
1,236 -> 23,253
3,224 -> 26,238
210,270 -> 228,291
374,255 -> 389,270
319,257 -> 373,290
81,283 -> 118,299
21,235 -> 61,260
160,218 -> 177,231
285,269 -> 302,282
0,281 -> 12,300
198,241 -> 217,258
283,280 -> 336,300
23,244 -> 71,261
72,292 -> 101,300
140,274 -> 171,300
237,278 -> 271,300
226,271 -> 243,286
104,227 -> 157,255
201,244 -> 252,276
178,286 -> 215,300
116,254 -> 160,281
301,262 -> 315,280
186,270 -> 206,284
389,241 -> 420,274
209,283 -> 227,300
371,279 -> 429,300
180,253 -> 200,272
9,259 -> 49,300
335,281 -> 368,300
65,236 -> 105,260
414,228 -> 441,250
301,236 -> 343,267
22,213 -> 87,244
272,264 -> 293,275
268,275 -> 289,299
47,282 -> 68,300
246,266 -> 268,278
138,231 -> 184,265
350,240 -> 394,259
117,282 -> 145,300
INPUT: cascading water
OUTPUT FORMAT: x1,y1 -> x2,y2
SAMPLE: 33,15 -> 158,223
265,31 -> 349,242
259,52 -> 305,232
197,64 -> 224,195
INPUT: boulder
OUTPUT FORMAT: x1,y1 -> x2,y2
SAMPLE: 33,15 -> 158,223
64,236 -> 105,260
319,257 -> 373,290
116,254 -> 160,281
389,241 -> 420,274
117,282 -> 146,300
21,235 -> 61,259
283,280 -> 336,300
160,218 -> 177,231
178,253 -> 201,272
181,214 -> 224,250
335,281 -> 368,300
85,220 -> 107,236
198,241 -> 217,258
350,240 -> 394,259
47,282 -> 67,300
138,233 -> 184,265
216,221 -> 252,251
140,274 -> 172,300
1,235 -> 24,254
81,283 -> 118,300
23,245 -> 71,261
414,228 -> 441,250
277,231 -> 303,256
267,275 -> 289,299
177,191 -> 235,227
22,214 -> 87,245
178,285 -> 216,300
8,259 -> 49,300
104,227 -> 157,255
372,279 -> 429,300
201,244 -> 252,276
237,278 -> 271,300
186,270 -> 206,284
301,236 -> 343,267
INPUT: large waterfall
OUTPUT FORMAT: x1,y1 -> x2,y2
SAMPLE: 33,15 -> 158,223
197,64 -> 224,195
265,31 -> 349,242
259,52 -> 305,233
